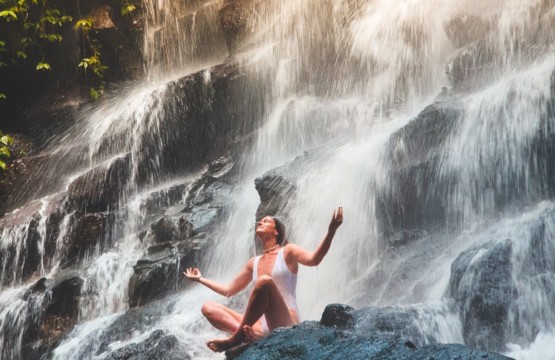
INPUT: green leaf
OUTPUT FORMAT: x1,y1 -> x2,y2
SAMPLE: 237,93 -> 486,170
122,4 -> 136,16
61,15 -> 72,23
78,59 -> 89,69
0,10 -> 17,20
0,146 -> 10,158
90,87 -> 100,99
16,51 -> 26,59
20,37 -> 32,46
24,22 -> 39,30
0,40 -> 5,47
1,135 -> 13,146
0,93 -> 6,100
75,18 -> 93,29
0,160 -> 6,170
39,33 -> 63,42
36,62 -> 51,70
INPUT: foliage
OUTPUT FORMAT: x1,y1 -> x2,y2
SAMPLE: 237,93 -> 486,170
0,0 -> 140,100
0,0 -> 73,75
75,16 -> 107,98
0,132 -> 13,171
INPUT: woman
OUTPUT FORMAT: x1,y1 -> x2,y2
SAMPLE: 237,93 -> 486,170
184,207 -> 343,353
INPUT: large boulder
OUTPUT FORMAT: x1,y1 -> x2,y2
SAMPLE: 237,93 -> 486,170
66,155 -> 131,213
235,304 -> 513,360
376,101 -> 463,245
448,240 -> 515,351
128,156 -> 235,307
127,238 -> 206,307
105,330 -> 190,360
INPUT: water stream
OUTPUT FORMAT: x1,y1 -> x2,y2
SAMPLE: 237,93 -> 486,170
1,0 -> 555,359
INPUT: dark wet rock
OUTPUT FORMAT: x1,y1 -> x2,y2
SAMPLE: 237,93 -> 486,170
16,272 -> 84,360
320,303 -> 355,329
219,0 -> 260,55
178,218 -> 194,239
235,318 -> 513,360
39,272 -> 84,348
62,212 -> 114,266
105,330 -> 190,360
0,195 -> 65,286
67,155 -> 131,213
376,102 -> 463,245
254,151 -> 319,220
151,217 -> 178,243
129,156 -> 236,307
140,183 -> 189,219
178,156 -> 235,235
85,5 -> 143,81
128,238 -> 207,307
448,240 -> 515,351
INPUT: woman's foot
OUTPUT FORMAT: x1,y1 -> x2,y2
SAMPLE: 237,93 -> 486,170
243,325 -> 263,342
207,331 -> 245,353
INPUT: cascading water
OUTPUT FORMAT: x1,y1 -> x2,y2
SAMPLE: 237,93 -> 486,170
1,0 -> 555,359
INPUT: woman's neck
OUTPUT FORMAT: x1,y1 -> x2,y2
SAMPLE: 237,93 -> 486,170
262,244 -> 279,254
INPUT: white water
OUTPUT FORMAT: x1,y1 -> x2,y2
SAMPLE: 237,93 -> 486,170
1,0 -> 554,359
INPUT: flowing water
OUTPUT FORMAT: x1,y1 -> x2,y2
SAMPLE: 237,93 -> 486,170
1,0 -> 555,359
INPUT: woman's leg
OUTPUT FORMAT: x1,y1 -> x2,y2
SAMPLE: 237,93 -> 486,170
201,301 -> 265,336
201,301 -> 242,334
207,275 -> 294,352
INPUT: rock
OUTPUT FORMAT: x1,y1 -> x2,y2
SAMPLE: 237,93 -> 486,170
67,155 -> 130,213
104,330 -> 190,360
320,303 -> 355,329
14,271 -> 84,360
235,321 -> 513,360
0,195 -> 65,286
62,212 -> 114,266
39,273 -> 83,345
127,238 -> 206,307
254,151 -> 319,220
84,5 -> 143,81
377,102 -> 462,245
151,217 -> 178,243
219,0 -> 259,55
448,240 -> 515,351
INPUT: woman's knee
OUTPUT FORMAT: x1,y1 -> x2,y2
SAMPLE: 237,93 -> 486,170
254,274 -> 275,290
201,301 -> 219,317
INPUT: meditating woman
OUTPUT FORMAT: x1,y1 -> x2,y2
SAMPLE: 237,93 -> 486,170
183,207 -> 343,352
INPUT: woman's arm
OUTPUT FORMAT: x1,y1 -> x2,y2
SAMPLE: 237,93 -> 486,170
287,207 -> 343,267
184,257 -> 254,297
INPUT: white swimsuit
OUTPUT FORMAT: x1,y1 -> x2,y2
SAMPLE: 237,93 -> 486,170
252,247 -> 300,335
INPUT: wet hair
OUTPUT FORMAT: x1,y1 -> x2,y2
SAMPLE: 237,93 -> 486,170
271,216 -> 288,245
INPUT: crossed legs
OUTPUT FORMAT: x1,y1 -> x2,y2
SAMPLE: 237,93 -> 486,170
203,275 -> 296,352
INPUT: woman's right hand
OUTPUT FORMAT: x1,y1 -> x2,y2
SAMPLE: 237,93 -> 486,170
184,267 -> 202,282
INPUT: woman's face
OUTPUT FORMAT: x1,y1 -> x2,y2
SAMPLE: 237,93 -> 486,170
255,216 -> 278,240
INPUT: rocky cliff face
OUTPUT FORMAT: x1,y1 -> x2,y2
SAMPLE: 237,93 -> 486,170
1,0 -> 554,359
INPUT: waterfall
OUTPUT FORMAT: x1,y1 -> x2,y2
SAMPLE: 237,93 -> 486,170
1,0 -> 554,359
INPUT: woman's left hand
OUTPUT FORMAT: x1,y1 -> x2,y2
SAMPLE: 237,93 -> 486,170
329,207 -> 343,232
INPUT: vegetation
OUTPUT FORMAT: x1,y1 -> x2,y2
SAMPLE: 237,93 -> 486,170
0,0 -> 139,100
0,0 -> 139,170
0,132 -> 13,170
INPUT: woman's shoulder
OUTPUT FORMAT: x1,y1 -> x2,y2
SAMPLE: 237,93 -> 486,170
282,243 -> 299,259
246,256 -> 256,270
